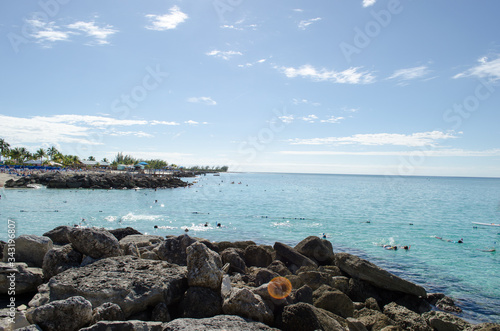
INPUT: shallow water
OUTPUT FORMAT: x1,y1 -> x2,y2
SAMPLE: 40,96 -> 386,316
1,172 -> 499,322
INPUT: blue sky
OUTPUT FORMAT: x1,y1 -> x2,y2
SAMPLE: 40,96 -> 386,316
1,0 -> 500,177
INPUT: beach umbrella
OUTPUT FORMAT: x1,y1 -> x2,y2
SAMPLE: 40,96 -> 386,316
137,162 -> 148,165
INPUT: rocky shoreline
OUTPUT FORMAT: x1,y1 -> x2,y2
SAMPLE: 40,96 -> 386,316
1,228 -> 499,331
4,172 -> 190,190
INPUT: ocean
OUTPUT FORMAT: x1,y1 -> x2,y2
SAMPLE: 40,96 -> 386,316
1,172 -> 499,322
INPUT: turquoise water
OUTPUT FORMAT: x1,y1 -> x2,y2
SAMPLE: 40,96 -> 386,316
1,173 -> 499,322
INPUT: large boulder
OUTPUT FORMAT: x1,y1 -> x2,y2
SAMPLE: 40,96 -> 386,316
383,302 -> 431,331
221,248 -> 247,274
422,311 -> 472,331
42,244 -> 83,279
335,253 -> 426,298
222,288 -> 274,325
313,285 -> 354,318
2,235 -> 53,268
354,308 -> 397,331
90,302 -> 125,324
109,227 -> 142,241
119,234 -> 163,248
295,236 -> 335,265
298,271 -> 333,291
29,256 -> 187,319
244,245 -> 273,268
162,314 -> 279,330
154,234 -> 196,266
28,296 -> 93,331
186,241 -> 223,290
68,228 -> 122,259
43,226 -> 72,244
80,320 -> 163,331
267,260 -> 292,276
281,302 -> 346,331
274,242 -> 318,270
181,287 -> 222,318
0,262 -> 43,294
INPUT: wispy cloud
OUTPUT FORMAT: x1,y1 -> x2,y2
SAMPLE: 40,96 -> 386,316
145,6 -> 188,31
220,19 -> 257,31
298,17 -> 322,30
67,21 -> 117,45
388,65 -> 431,82
184,120 -> 208,125
320,116 -> 344,124
279,149 -> 500,157
206,50 -> 243,60
453,56 -> 500,81
26,19 -> 71,45
150,120 -> 180,126
238,58 -> 267,68
363,0 -> 377,7
301,115 -> 318,123
187,96 -> 217,106
292,98 -> 321,106
279,115 -> 295,124
278,64 -> 375,84
289,131 -> 459,147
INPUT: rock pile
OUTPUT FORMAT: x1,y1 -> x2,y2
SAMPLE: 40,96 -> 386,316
1,231 -> 498,331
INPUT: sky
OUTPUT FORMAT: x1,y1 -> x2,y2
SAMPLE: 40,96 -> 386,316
1,0 -> 500,177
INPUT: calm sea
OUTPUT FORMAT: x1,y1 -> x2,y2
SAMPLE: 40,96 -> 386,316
1,172 -> 499,322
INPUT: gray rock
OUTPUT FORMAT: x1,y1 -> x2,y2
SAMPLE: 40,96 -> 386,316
68,228 -> 122,259
151,302 -> 171,322
43,226 -> 72,244
186,241 -> 223,290
109,227 -> 142,241
2,235 -> 53,268
281,302 -> 346,331
119,234 -> 163,249
470,323 -> 500,330
12,324 -> 43,330
347,317 -> 369,331
255,268 -> 280,287
80,320 -> 163,331
267,260 -> 292,276
335,253 -> 426,298
0,307 -> 31,330
354,308 -> 397,331
154,234 -> 196,266
244,245 -> 273,268
181,286 -> 222,318
365,297 -> 381,311
0,262 -> 43,294
295,236 -> 335,265
298,271 -> 332,291
330,276 -> 350,294
29,296 -> 92,331
90,302 -> 125,324
422,311 -> 471,331
274,242 -> 318,269
29,256 -> 187,319
313,285 -> 354,318
218,240 -> 257,252
163,314 -> 279,330
294,285 -> 314,304
383,302 -> 431,331
222,288 -> 274,325
42,244 -> 82,279
221,248 -> 247,274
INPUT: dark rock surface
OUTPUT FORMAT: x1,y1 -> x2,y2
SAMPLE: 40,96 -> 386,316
163,315 -> 280,330
68,227 -> 122,259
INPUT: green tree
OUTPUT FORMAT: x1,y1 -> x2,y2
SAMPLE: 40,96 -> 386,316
0,138 -> 10,163
35,148 -> 46,163
47,146 -> 59,161
101,158 -> 109,163
88,156 -> 96,161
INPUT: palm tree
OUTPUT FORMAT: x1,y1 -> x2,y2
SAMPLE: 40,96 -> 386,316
46,146 -> 59,161
88,156 -> 96,161
35,148 -> 46,163
0,138 -> 10,163
101,158 -> 109,163
9,147 -> 26,164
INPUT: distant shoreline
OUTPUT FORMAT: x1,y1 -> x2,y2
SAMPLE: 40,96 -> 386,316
0,173 -> 16,187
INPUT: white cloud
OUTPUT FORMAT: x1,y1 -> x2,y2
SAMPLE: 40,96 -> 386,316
320,116 -> 344,124
279,149 -> 500,157
185,120 -> 198,125
187,97 -> 217,106
388,65 -> 430,81
292,98 -> 321,106
293,9 -> 304,12
67,21 -> 117,45
108,130 -> 153,138
289,131 -> 459,147
238,58 -> 267,68
279,115 -> 295,124
150,120 -> 180,126
206,50 -> 243,60
301,115 -> 318,123
145,6 -> 188,31
36,115 -> 148,127
278,64 -> 375,84
363,0 -> 377,7
453,56 -> 500,81
26,19 -> 71,44
298,17 -> 322,30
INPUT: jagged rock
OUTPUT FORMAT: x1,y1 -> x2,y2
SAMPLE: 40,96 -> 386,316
281,302 -> 346,331
42,244 -> 82,279
255,268 -> 280,287
68,228 -> 122,259
154,234 -> 196,266
222,288 -> 274,325
422,310 -> 472,331
295,236 -> 335,266
267,260 -> 292,276
0,307 -> 31,330
162,314 -> 279,330
354,308 -> 397,331
298,271 -> 332,291
365,297 -> 381,311
2,235 -> 53,268
90,302 -> 125,324
471,323 -> 500,330
436,295 -> 463,313
28,296 -> 92,331
221,248 -> 247,274
186,241 -> 223,290
383,302 -> 431,331
43,226 -> 72,244
274,242 -> 318,269
218,240 -> 257,252
330,276 -> 350,294
347,317 -> 369,331
313,284 -> 354,318
335,253 -> 426,298
181,287 -> 222,318
244,245 -> 273,268
152,302 -> 171,322
80,320 -> 163,331
294,285 -> 314,304
29,256 -> 187,319
110,227 -> 142,241
0,262 -> 43,294
119,234 -> 162,249
286,274 -> 304,289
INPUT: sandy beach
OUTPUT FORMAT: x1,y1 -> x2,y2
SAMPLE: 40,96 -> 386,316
0,172 -> 16,187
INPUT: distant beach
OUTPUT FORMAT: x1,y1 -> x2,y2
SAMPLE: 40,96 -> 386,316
0,173 -> 16,187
